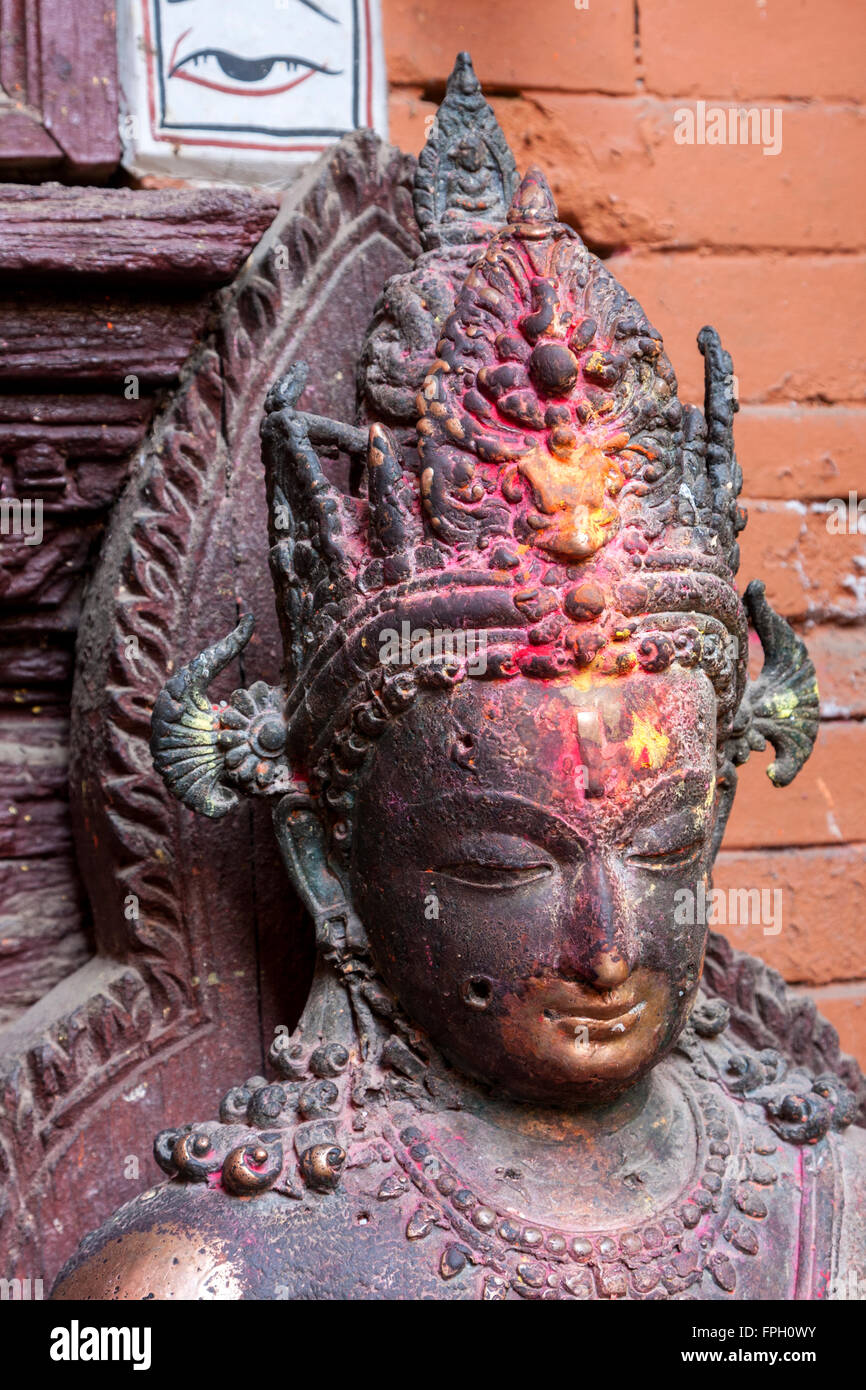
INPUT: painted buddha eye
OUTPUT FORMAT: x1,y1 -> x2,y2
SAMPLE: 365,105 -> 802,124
169,49 -> 341,97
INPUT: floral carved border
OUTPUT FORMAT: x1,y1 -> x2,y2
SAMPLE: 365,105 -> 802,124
0,131 -> 419,1280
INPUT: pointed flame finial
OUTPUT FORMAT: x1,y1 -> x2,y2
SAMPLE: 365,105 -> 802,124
507,166 -> 558,229
448,50 -> 480,97
413,51 -> 518,249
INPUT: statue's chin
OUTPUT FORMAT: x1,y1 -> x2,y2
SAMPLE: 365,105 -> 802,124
429,976 -> 689,1109
442,1045 -> 668,1110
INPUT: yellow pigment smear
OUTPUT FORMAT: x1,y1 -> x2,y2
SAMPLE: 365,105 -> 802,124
769,689 -> 798,720
626,713 -> 670,770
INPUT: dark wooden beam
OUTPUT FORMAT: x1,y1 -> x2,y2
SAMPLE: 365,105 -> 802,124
0,185 -> 281,282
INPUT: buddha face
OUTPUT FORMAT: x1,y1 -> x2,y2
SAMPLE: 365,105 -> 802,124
350,667 -> 721,1106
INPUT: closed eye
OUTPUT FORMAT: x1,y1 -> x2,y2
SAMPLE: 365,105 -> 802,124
436,861 -> 554,889
628,840 -> 704,873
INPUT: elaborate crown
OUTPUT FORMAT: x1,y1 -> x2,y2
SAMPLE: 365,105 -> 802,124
151,54 -> 818,852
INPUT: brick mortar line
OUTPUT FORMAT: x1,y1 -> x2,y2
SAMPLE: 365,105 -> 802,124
608,250 -> 866,261
733,401 -> 866,409
740,496 -> 866,504
635,92 -> 864,109
793,980 -> 866,998
722,843 -> 865,854
613,246 -> 866,258
388,82 -> 866,111
716,841 -> 866,857
815,715 -> 866,725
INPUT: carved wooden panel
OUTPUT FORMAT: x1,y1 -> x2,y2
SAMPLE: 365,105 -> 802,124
0,184 -> 278,1043
0,132 -> 418,1283
0,0 -> 120,178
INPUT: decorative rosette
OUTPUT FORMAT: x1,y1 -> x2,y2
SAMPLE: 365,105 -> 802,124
216,681 -> 290,793
150,616 -> 300,817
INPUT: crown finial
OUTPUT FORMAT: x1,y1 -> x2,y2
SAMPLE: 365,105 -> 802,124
413,51 -> 519,250
449,50 -> 479,95
507,166 -> 558,228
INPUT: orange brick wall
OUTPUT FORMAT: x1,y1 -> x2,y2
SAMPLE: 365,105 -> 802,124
383,0 -> 866,1063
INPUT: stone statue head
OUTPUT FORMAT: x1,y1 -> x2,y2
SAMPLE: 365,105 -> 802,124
150,55 -> 819,1112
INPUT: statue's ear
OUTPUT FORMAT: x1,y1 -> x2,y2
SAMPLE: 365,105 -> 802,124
709,583 -> 818,866
730,580 -> 820,787
150,615 -> 299,818
272,793 -> 368,957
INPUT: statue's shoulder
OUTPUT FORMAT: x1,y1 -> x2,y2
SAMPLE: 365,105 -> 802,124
50,1162 -> 467,1302
51,1065 -> 361,1300
685,1001 -> 862,1154
51,1178 -> 291,1300
53,1175 -> 416,1301
50,1156 -> 463,1302
51,1063 -> 464,1301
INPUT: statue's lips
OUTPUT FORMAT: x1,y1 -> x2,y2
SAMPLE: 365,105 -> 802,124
536,986 -> 648,1039
548,1002 -> 647,1040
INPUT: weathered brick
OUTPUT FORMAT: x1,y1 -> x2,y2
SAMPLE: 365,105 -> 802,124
713,846 -> 866,986
735,406 -> 865,500
383,0 -> 636,92
491,96 -> 865,253
390,95 -> 866,253
804,625 -> 866,719
724,721 -> 866,850
738,502 -> 866,622
639,0 -> 866,103
388,88 -> 437,157
797,984 -> 866,1068
605,252 -> 866,405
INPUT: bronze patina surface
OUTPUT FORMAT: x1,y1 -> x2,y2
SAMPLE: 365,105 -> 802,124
54,54 -> 865,1302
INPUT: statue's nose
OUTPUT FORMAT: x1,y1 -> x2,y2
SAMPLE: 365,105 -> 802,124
559,858 -> 634,988
585,948 -> 631,991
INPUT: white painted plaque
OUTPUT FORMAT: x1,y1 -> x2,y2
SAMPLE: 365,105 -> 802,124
117,0 -> 387,182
